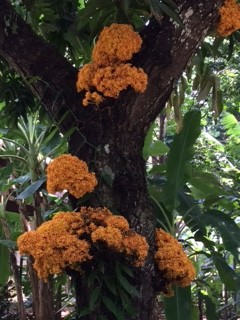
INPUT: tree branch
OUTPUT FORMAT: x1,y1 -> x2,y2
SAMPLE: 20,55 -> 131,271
112,0 -> 222,133
0,0 -> 222,139
0,0 -> 82,131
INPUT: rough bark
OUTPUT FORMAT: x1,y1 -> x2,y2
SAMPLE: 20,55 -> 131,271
27,260 -> 55,320
0,1 -> 223,319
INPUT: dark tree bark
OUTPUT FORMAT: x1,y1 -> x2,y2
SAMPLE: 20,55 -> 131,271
0,1 -> 223,319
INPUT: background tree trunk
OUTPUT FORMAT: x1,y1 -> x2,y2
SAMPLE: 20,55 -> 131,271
0,1 -> 223,318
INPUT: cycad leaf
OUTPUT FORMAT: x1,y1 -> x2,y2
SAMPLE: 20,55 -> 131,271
163,110 -> 201,211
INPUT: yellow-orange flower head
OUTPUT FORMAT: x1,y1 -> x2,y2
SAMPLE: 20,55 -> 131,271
92,23 -> 143,66
217,0 -> 240,37
17,208 -> 149,281
46,154 -> 97,198
92,64 -> 147,98
86,207 -> 149,266
17,212 -> 92,280
154,229 -> 196,296
76,23 -> 148,106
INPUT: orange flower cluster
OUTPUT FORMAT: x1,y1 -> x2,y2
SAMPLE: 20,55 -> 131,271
46,154 -> 97,198
76,23 -> 148,106
217,0 -> 240,36
154,229 -> 196,296
17,212 -> 92,280
17,208 -> 149,281
91,23 -> 143,65
85,207 -> 149,267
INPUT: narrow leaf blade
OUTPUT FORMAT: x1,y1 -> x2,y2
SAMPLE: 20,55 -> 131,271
163,110 -> 201,211
16,178 -> 45,200
164,286 -> 193,320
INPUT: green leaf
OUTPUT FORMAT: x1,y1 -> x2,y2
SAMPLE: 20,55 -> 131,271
119,289 -> 137,316
0,163 -> 13,180
0,239 -> 16,249
87,270 -> 99,287
104,276 -> 117,295
189,171 -> 228,197
222,113 -> 238,128
37,126 -> 59,149
15,178 -> 45,200
102,296 -> 116,315
102,173 -> 113,187
159,2 -> 183,27
222,113 -> 240,138
119,289 -> 130,307
119,263 -> 134,278
201,210 -> 240,260
178,191 -> 206,234
212,253 -> 240,291
149,164 -> 166,175
147,140 -> 169,157
0,244 -> 10,285
119,275 -> 140,297
202,294 -> 218,320
13,173 -> 31,185
78,307 -> 91,318
164,286 -> 193,320
115,264 -> 140,297
102,296 -> 125,320
89,286 -> 101,310
150,194 -> 173,232
163,110 -> 201,211
148,0 -> 163,22
0,227 -> 10,285
163,0 -> 178,10
0,164 -> 14,191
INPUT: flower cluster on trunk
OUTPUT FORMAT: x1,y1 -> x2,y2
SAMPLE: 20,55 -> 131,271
76,23 -> 148,106
17,207 -> 149,281
17,153 -> 195,295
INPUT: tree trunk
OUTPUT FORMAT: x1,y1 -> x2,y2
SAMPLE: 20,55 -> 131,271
27,259 -> 55,320
0,1 -> 223,319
